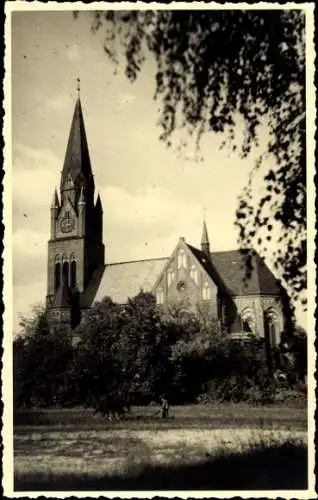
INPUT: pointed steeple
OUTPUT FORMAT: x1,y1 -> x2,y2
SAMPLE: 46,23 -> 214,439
95,193 -> 103,213
78,185 -> 85,206
61,80 -> 94,196
201,218 -> 210,255
51,187 -> 59,209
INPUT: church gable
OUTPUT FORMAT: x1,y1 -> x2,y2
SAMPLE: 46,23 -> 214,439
152,238 -> 218,315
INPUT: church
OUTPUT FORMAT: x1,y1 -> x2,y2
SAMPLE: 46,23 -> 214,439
46,88 -> 288,348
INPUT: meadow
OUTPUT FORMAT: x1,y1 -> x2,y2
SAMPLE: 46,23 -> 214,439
14,403 -> 308,491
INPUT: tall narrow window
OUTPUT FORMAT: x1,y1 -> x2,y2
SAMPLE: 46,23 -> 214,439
62,261 -> 69,286
70,260 -> 77,288
264,308 -> 280,347
190,265 -> 198,284
269,322 -> 277,347
202,282 -> 211,300
55,262 -> 61,290
167,268 -> 175,287
156,288 -> 164,305
177,249 -> 187,269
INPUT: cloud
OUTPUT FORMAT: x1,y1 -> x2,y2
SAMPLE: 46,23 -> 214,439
44,93 -> 73,112
102,184 -> 199,229
12,228 -> 48,333
12,144 -> 61,231
101,184 -> 208,263
13,229 -> 47,287
13,143 -> 60,170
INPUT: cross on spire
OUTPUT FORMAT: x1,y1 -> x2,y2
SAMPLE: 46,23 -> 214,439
76,77 -> 80,97
60,79 -> 95,196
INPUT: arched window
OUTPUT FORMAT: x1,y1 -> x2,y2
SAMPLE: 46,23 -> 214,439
156,288 -> 164,305
241,308 -> 255,333
70,260 -> 77,288
269,321 -> 277,347
55,262 -> 61,290
167,268 -> 175,287
62,261 -> 69,286
177,249 -> 187,269
202,282 -> 211,300
265,309 -> 279,347
190,265 -> 198,284
242,317 -> 253,332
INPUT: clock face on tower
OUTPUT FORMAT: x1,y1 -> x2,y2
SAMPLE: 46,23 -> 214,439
60,215 -> 75,233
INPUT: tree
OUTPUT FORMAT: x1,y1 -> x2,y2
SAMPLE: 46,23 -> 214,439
279,325 -> 307,382
72,292 -> 173,414
13,310 -> 74,408
76,9 -> 306,305
72,297 -> 125,413
16,303 -> 46,338
115,292 -> 172,403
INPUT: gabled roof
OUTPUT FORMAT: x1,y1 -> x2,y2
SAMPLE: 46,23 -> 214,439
52,282 -> 73,309
95,258 -> 168,304
61,97 -> 94,190
94,245 -> 282,305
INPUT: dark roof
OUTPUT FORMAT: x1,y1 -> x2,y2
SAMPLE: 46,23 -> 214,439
52,282 -> 73,309
81,265 -> 106,308
210,249 -> 282,296
94,245 -> 282,305
254,253 -> 284,295
186,244 -> 229,295
61,97 -> 94,189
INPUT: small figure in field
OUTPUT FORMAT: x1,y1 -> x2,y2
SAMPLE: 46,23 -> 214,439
160,396 -> 169,419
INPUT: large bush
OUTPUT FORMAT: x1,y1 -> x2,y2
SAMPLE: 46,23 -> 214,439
14,297 -> 305,412
72,292 -> 175,412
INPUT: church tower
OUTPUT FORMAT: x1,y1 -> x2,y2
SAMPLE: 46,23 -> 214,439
46,80 -> 105,329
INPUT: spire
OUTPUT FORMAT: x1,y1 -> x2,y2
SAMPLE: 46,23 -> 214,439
60,80 -> 94,194
51,187 -> 59,208
95,193 -> 103,212
78,185 -> 85,206
201,218 -> 210,255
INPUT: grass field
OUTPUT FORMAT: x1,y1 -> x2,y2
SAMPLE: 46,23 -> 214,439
14,404 -> 308,491
14,402 -> 307,429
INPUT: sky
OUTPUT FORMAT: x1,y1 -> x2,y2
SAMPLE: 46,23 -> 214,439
8,7 -> 310,334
